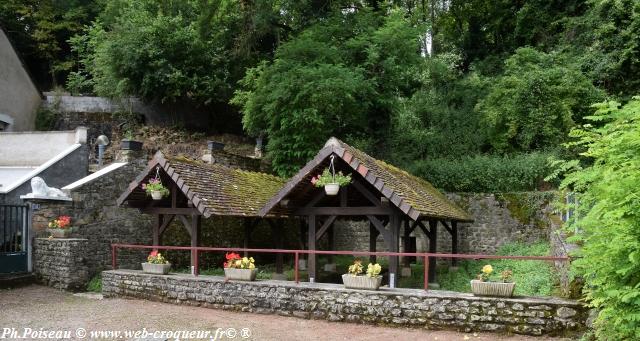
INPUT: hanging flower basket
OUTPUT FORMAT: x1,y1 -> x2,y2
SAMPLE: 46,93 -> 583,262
311,156 -> 352,196
142,167 -> 170,200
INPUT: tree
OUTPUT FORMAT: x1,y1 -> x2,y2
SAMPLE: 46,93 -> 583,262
233,9 -> 421,176
559,98 -> 640,340
478,47 -> 603,153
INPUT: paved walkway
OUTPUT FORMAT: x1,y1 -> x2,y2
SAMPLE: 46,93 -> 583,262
0,285 -> 571,341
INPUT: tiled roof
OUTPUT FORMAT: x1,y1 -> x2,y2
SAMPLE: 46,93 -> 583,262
169,157 -> 285,217
260,138 -> 472,222
117,152 -> 286,217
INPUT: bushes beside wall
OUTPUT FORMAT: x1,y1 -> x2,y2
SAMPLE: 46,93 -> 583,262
409,152 -> 554,192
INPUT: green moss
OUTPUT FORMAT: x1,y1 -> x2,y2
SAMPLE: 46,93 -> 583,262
496,192 -> 555,226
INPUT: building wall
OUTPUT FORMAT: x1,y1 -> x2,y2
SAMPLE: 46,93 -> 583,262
0,28 -> 40,131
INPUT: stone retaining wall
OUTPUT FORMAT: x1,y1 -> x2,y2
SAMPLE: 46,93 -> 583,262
102,270 -> 587,337
34,238 -> 90,290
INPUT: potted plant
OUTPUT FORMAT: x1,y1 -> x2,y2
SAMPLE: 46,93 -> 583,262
311,168 -> 352,196
142,250 -> 171,274
47,215 -> 72,238
342,259 -> 383,290
142,177 -> 169,200
470,265 -> 515,297
223,252 -> 257,281
120,131 -> 143,151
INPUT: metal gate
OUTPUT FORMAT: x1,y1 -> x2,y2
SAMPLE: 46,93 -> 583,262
0,205 -> 29,273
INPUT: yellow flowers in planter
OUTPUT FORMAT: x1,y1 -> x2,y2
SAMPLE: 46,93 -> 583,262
366,263 -> 382,278
478,264 -> 513,283
348,260 -> 363,275
224,252 -> 255,269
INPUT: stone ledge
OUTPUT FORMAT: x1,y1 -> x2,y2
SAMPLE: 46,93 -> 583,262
102,270 -> 587,336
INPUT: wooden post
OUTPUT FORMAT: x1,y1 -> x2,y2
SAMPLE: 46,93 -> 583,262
451,221 -> 458,266
327,225 -> 335,264
403,219 -> 411,267
190,214 -> 201,273
308,215 -> 316,282
269,220 -> 284,274
153,214 -> 162,247
243,219 -> 252,257
428,219 -> 438,283
369,221 -> 378,264
389,214 -> 400,288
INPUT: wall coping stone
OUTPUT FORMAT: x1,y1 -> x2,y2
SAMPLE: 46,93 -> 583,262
104,269 -> 580,307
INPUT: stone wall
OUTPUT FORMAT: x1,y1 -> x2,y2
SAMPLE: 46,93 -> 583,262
103,270 -> 587,337
34,238 -> 90,290
27,153 -> 153,279
334,192 -> 557,255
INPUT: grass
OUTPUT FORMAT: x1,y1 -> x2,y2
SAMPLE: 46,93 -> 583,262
86,273 -> 102,292
399,241 -> 558,296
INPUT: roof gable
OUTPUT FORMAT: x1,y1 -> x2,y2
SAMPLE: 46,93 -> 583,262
259,138 -> 472,222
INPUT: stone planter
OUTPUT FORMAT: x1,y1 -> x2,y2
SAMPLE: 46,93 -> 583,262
141,262 -> 171,275
207,141 -> 225,151
150,190 -> 163,200
47,228 -> 71,238
120,140 -> 143,151
470,280 -> 516,297
324,183 -> 340,196
224,268 -> 257,281
342,274 -> 382,290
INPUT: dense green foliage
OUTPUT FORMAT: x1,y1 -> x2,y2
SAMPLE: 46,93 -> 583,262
558,98 -> 640,339
86,273 -> 102,292
409,152 -> 554,192
399,241 -> 557,296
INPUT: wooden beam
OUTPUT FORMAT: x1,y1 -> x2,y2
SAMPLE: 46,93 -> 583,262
315,216 -> 337,241
171,182 -> 177,208
158,214 -> 175,236
351,180 -> 382,207
304,190 -> 327,209
308,215 -> 317,282
440,220 -> 453,235
296,206 -> 394,216
389,214 -> 400,287
140,207 -> 200,215
243,218 -> 256,257
451,221 -> 458,266
178,215 -> 192,237
268,219 -> 285,274
369,221 -> 379,264
153,214 -> 162,246
428,220 -> 438,283
190,214 -> 201,271
366,215 -> 392,242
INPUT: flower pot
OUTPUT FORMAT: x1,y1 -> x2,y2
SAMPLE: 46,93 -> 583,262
470,279 -> 516,297
342,274 -> 382,290
142,262 -> 171,275
120,140 -> 143,151
47,228 -> 71,238
324,183 -> 340,196
224,268 -> 257,281
150,190 -> 163,200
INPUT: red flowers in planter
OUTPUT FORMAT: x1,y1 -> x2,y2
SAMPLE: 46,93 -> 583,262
48,215 -> 71,229
224,252 -> 241,268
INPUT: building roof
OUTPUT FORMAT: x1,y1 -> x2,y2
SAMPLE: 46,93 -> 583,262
259,137 -> 472,222
117,152 -> 286,218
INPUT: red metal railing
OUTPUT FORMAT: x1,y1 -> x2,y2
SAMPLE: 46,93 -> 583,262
111,244 -> 569,290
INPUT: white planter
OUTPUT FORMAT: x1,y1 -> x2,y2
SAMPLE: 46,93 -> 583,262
470,280 -> 516,297
150,190 -> 163,200
324,183 -> 340,195
342,274 -> 382,290
47,228 -> 71,238
224,268 -> 258,281
142,262 -> 171,275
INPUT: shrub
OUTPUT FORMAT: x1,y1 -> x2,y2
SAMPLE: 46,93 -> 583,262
558,98 -> 640,340
408,152 -> 555,192
86,273 -> 102,292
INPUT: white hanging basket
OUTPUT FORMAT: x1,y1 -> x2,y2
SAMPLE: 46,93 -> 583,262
150,190 -> 163,200
324,183 -> 340,196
